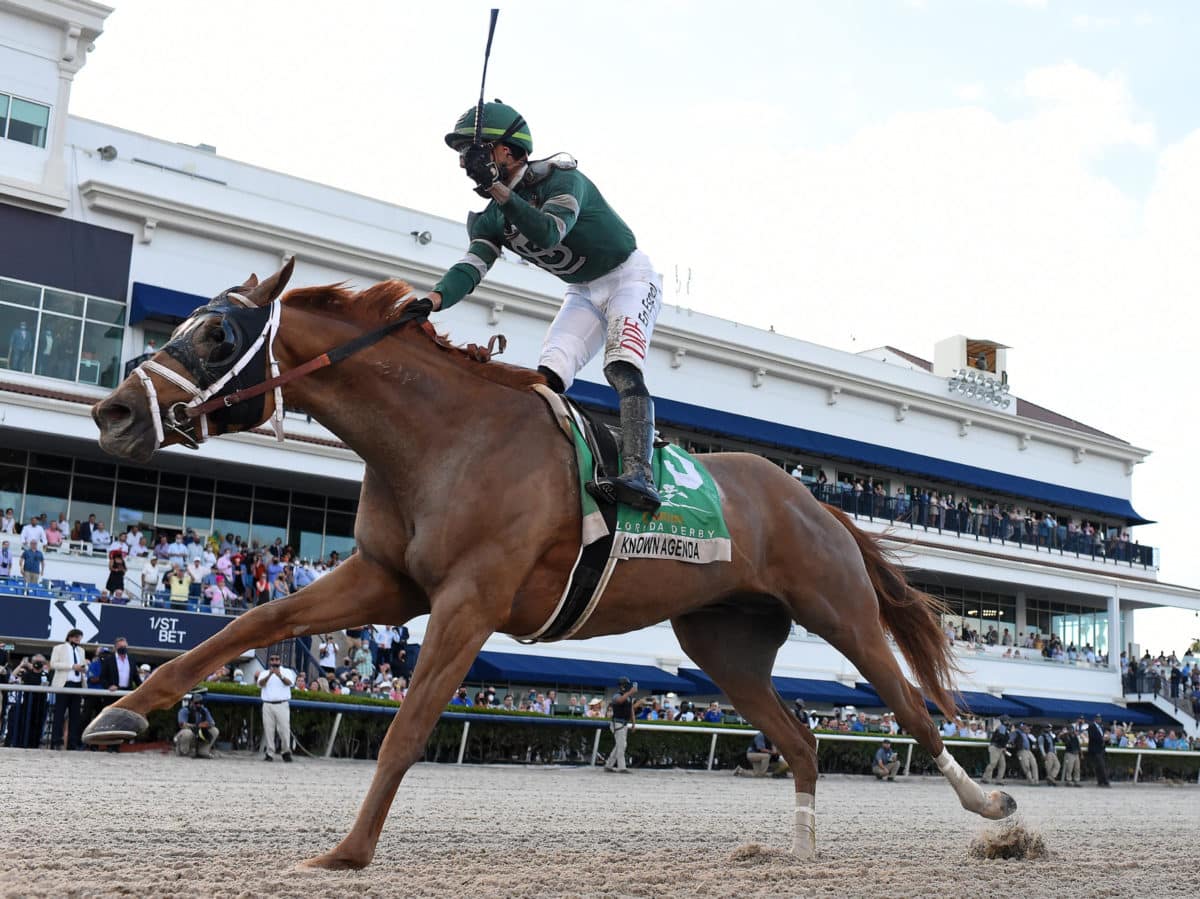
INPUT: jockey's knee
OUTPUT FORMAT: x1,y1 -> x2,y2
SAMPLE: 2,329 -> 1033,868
536,366 -> 565,394
603,360 -> 647,399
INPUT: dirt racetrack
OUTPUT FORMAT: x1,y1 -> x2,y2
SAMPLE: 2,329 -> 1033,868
0,748 -> 1190,898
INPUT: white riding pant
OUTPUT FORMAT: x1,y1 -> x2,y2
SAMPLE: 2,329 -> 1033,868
538,249 -> 663,391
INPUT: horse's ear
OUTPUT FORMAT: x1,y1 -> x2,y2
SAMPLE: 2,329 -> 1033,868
237,273 -> 260,292
245,256 -> 295,306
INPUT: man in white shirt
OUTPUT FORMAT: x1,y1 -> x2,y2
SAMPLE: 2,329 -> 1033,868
19,517 -> 46,549
124,527 -> 141,555
91,523 -> 112,550
1,507 -> 15,534
49,627 -> 87,750
317,635 -> 339,674
141,557 -> 161,600
257,653 -> 295,762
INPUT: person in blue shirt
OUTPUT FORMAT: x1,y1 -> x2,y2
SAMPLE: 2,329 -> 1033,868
175,692 -> 219,758
702,702 -> 723,723
20,541 -> 44,585
735,731 -> 782,777
449,686 -> 472,708
873,740 -> 900,780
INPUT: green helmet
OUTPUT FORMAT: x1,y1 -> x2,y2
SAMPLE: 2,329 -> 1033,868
444,101 -> 532,155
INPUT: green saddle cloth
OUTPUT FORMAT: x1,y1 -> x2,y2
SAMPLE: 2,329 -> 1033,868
572,423 -> 731,564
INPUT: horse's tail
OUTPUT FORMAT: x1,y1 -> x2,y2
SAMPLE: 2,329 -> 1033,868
823,504 -> 960,720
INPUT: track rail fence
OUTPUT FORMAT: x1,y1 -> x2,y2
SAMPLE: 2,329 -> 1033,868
2,683 -> 1197,784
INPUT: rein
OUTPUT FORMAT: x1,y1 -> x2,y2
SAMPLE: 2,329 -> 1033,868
133,292 -> 500,451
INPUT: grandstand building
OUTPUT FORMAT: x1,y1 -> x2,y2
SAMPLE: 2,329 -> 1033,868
1,0 -> 1197,733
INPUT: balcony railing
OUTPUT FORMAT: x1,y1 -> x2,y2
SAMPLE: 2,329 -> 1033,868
804,482 -> 1156,569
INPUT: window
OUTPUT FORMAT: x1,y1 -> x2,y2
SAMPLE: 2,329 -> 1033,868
0,277 -> 126,388
2,94 -> 50,148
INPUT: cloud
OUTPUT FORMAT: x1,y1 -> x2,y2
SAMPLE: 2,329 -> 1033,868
952,83 -> 986,102
1071,14 -> 1121,30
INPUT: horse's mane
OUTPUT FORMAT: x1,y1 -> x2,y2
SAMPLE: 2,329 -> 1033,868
283,281 -> 545,392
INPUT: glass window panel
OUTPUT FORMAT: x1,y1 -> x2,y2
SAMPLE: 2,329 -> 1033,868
323,511 -> 356,559
250,501 -> 288,549
30,452 -> 71,472
0,448 -> 25,466
0,303 -> 36,372
116,465 -> 157,484
8,97 -> 50,148
212,495 -> 249,545
79,321 -> 124,388
290,506 -> 324,562
159,471 -> 186,488
70,476 -> 114,521
0,279 -> 40,308
156,488 -> 185,528
43,289 -> 84,318
0,464 -> 25,521
74,458 -> 115,478
254,486 -> 289,504
0,94 -> 7,125
115,482 -> 156,530
34,312 -> 81,383
188,476 -> 214,494
185,490 -> 213,530
216,479 -> 253,497
23,470 -> 70,524
84,297 -> 126,325
327,496 -> 358,513
291,490 -> 324,508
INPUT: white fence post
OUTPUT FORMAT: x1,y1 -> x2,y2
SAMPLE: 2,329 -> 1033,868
707,733 -> 718,770
456,720 -> 470,765
323,712 -> 343,758
591,728 -> 602,766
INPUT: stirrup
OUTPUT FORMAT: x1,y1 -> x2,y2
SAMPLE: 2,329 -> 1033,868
587,474 -> 661,513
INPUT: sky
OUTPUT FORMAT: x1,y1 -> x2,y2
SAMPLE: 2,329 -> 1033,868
69,0 -> 1199,654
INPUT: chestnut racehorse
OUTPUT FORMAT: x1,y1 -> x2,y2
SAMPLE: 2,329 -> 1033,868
84,260 -> 1015,869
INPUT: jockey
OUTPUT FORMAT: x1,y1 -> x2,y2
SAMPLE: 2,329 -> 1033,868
425,101 -> 663,513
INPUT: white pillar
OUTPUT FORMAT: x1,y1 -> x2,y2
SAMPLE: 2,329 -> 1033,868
1107,585 -> 1120,671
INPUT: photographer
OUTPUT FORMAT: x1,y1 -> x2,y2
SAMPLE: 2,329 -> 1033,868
174,691 -> 219,759
872,739 -> 900,781
603,676 -> 641,773
5,654 -> 49,748
257,653 -> 295,762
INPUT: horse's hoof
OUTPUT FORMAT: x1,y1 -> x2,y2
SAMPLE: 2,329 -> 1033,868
981,789 -> 1017,820
298,851 -> 370,871
81,707 -> 149,745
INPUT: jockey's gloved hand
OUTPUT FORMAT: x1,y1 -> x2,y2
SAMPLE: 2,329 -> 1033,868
463,143 -> 499,194
406,297 -> 435,320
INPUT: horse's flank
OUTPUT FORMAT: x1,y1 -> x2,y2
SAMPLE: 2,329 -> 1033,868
284,281 -> 546,392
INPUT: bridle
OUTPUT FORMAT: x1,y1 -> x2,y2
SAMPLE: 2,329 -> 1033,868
131,287 -> 425,452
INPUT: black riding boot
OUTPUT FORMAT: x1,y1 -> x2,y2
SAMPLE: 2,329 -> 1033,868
589,394 -> 662,513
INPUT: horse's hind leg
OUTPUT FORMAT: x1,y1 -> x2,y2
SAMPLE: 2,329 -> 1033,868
671,602 -> 820,859
825,617 -> 1016,821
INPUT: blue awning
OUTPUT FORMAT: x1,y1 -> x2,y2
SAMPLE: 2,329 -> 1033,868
466,650 -> 694,693
1003,694 -> 1156,725
679,668 -> 874,705
566,380 -> 1151,525
130,282 -> 209,325
854,683 -> 1032,717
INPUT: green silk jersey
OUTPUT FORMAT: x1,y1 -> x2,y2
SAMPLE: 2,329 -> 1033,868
434,161 -> 637,308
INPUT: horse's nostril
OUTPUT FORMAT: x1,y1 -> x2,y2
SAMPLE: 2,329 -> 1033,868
97,400 -> 133,427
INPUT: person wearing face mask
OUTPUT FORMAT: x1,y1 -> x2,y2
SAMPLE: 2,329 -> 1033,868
99,637 -> 143,692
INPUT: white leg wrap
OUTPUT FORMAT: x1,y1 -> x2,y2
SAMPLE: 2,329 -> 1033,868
792,792 -> 816,859
934,749 -> 984,813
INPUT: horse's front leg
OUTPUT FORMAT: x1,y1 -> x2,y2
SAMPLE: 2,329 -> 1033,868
82,555 -> 426,744
300,575 -> 500,870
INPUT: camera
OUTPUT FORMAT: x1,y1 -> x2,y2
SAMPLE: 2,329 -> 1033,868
32,661 -> 43,670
